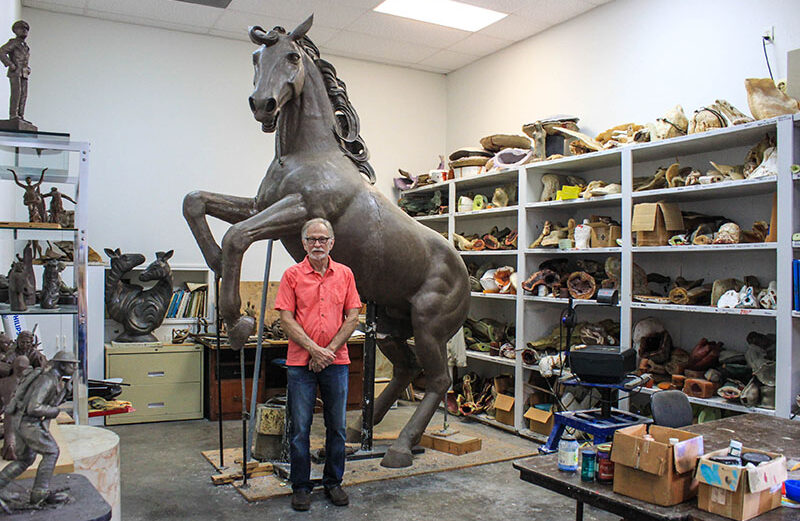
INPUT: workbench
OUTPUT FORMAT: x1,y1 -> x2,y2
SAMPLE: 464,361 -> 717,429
513,414 -> 799,521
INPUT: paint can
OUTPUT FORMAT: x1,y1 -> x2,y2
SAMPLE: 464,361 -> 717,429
557,435 -> 579,472
580,449 -> 596,482
595,444 -> 614,484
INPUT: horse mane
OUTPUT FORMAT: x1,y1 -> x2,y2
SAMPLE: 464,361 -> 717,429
296,36 -> 376,184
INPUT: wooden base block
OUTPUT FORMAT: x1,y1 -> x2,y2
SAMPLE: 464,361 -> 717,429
420,431 -> 481,456
211,461 -> 274,485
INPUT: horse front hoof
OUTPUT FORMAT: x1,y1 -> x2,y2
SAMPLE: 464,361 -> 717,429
228,316 -> 256,350
345,426 -> 361,444
380,447 -> 413,468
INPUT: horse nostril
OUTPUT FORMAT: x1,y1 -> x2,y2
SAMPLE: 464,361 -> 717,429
248,96 -> 256,113
265,98 -> 277,113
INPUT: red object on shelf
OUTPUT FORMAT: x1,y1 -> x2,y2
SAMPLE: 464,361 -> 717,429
88,405 -> 135,418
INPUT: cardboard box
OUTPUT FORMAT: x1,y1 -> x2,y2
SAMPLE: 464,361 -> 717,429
695,448 -> 787,521
610,424 -> 704,506
524,405 -> 554,436
631,202 -> 684,246
587,222 -> 622,248
420,431 -> 482,455
493,393 -> 515,426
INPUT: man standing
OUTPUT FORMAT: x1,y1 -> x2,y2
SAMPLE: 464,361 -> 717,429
0,350 -> 78,508
274,218 -> 361,512
0,21 -> 31,122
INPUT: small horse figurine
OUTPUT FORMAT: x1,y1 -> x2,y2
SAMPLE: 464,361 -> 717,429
104,248 -> 174,343
183,15 -> 469,468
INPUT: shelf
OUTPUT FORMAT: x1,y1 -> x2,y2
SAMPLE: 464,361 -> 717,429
524,148 -> 621,173
793,311 -> 800,319
400,180 -> 451,195
458,250 -> 517,256
0,226 -> 78,241
636,387 -> 775,416
792,241 -> 800,249
630,116 -> 782,162
525,193 -> 621,209
633,243 -> 776,253
465,350 -> 516,368
524,295 -> 618,307
470,292 -> 516,300
163,318 -> 200,325
525,247 -> 620,254
466,412 -> 518,434
517,428 -> 548,444
631,177 -> 775,203
793,172 -> 800,181
454,205 -> 518,220
631,302 -> 776,317
0,304 -> 78,315
453,168 -> 519,191
413,214 -> 447,222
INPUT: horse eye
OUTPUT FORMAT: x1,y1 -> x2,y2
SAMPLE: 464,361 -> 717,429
288,52 -> 300,64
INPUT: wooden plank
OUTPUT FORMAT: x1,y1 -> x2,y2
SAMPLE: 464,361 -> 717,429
211,462 -> 274,485
0,221 -> 62,229
0,421 -> 75,479
420,431 -> 481,456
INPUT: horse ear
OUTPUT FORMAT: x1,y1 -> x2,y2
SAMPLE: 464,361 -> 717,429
115,248 -> 121,256
290,14 -> 313,41
104,248 -> 117,259
162,250 -> 174,261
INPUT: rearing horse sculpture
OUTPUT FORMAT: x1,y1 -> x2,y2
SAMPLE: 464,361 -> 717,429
183,15 -> 469,468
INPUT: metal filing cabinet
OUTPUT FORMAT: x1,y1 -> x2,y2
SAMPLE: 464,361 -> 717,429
105,343 -> 203,425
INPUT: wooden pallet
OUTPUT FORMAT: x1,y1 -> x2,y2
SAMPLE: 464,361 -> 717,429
211,461 -> 274,485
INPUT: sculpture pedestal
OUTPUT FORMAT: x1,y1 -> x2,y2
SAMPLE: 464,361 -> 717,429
59,425 -> 120,521
0,117 -> 36,131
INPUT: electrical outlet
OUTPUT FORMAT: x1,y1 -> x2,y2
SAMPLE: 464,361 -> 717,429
762,25 -> 774,42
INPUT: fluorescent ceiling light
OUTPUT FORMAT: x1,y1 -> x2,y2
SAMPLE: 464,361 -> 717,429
374,0 -> 507,32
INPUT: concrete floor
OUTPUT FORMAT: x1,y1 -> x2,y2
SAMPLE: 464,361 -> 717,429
108,412 -> 617,521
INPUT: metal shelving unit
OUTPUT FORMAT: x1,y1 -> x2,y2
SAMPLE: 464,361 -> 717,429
402,114 -> 799,434
0,131 -> 90,424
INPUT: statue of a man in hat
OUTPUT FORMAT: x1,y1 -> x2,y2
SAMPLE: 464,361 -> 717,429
0,350 -> 79,509
0,21 -> 31,122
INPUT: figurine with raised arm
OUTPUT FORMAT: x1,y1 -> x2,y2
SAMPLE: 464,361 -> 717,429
0,20 -> 35,131
42,187 -> 75,226
0,350 -> 78,510
9,168 -> 46,223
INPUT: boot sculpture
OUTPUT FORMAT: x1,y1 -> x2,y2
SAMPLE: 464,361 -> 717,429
104,248 -> 173,343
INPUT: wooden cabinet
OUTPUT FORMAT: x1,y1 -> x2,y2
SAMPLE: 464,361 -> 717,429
105,343 -> 203,425
202,339 -> 364,421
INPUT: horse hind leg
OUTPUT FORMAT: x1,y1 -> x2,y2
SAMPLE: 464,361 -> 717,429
345,336 -> 420,443
381,301 -> 457,468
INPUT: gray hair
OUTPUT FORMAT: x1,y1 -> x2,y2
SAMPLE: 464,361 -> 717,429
301,218 -> 334,240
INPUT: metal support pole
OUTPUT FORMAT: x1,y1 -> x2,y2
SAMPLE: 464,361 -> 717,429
240,345 -> 248,485
215,276 -> 224,467
360,302 -> 377,451
246,240 -> 273,465
575,500 -> 584,521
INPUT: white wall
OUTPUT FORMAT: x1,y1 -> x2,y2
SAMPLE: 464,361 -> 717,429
0,1 -> 22,267
446,0 -> 800,151
21,8 -> 447,281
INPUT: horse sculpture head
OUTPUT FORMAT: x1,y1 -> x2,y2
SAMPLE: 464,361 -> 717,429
140,250 -> 174,282
104,248 -> 146,273
248,16 -> 313,133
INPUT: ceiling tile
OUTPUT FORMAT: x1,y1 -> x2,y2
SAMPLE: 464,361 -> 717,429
214,10 -> 339,45
227,0 -> 367,29
475,13 -> 549,41
418,50 -> 477,71
23,0 -> 86,15
23,0 -> 88,9
86,0 -> 222,28
459,0 -> 533,14
322,30 -> 437,64
514,0 -> 595,25
347,11 -> 469,48
84,9 -> 211,34
446,32 -> 512,56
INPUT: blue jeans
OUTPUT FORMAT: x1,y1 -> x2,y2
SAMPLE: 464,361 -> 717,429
287,364 -> 349,492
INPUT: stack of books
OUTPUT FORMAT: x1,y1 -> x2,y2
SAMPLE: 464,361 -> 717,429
166,282 -> 208,319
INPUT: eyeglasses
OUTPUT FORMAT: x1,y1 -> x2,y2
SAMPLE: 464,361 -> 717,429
304,237 -> 331,244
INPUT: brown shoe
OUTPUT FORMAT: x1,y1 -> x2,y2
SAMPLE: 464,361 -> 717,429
291,489 -> 311,511
324,485 -> 349,506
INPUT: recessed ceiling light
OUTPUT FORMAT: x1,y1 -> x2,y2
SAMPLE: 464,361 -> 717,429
374,0 -> 507,32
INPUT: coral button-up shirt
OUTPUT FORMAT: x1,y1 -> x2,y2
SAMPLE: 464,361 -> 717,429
274,256 -> 362,366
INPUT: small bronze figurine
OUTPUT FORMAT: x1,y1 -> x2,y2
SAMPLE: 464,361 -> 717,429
0,20 -> 35,131
40,259 -> 65,309
42,187 -> 75,226
7,260 -> 30,311
0,355 -> 30,461
6,330 -> 47,369
0,350 -> 78,509
10,169 -> 46,224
